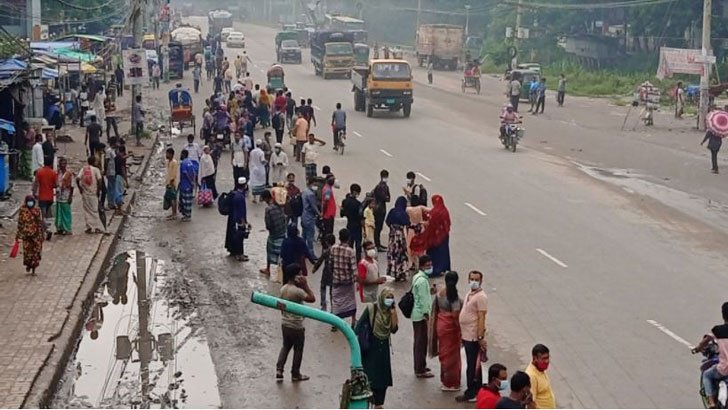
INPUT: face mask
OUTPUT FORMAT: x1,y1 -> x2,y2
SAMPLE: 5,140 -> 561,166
366,249 -> 376,258
469,281 -> 481,290
383,298 -> 394,308
311,185 -> 318,191
423,267 -> 433,276
498,380 -> 509,392
275,148 -> 281,153
534,361 -> 549,372
26,201 -> 35,208
382,178 -> 388,183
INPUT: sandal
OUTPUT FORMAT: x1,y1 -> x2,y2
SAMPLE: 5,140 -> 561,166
416,372 -> 434,379
276,371 -> 284,382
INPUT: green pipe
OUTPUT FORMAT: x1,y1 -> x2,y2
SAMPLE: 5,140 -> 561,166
251,291 -> 369,409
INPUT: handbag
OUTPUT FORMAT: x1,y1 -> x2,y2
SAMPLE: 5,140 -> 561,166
398,285 -> 416,319
9,239 -> 19,258
356,305 -> 377,355
197,182 -> 213,206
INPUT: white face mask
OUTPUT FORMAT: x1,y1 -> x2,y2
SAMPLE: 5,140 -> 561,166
366,249 -> 376,258
310,185 -> 318,191
469,280 -> 481,290
382,178 -> 388,183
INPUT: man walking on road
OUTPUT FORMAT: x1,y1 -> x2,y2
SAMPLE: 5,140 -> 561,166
292,111 -> 308,162
427,59 -> 434,84
330,228 -> 358,329
525,344 -> 555,409
132,95 -> 145,147
193,65 -> 202,93
557,74 -> 566,107
151,63 -> 161,89
320,174 -> 337,243
340,183 -> 363,260
165,148 -> 179,220
457,270 -> 489,403
702,129 -> 722,174
508,75 -> 521,112
34,156 -> 57,240
262,190 -> 287,276
301,177 -> 321,258
178,149 -> 197,222
76,156 -> 105,233
276,263 -> 315,382
373,169 -> 391,252
533,78 -> 546,115
411,255 -> 433,378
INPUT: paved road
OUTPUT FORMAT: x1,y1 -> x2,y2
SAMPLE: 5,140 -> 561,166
142,17 -> 728,408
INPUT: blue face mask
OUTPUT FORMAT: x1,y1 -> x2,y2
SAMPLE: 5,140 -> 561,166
499,380 -> 509,392
26,201 -> 35,208
423,267 -> 433,276
383,298 -> 394,308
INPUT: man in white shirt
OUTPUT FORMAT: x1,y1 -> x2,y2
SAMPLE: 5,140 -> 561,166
224,66 -> 234,93
31,134 -> 44,174
301,133 -> 320,180
243,72 -> 253,92
508,76 -> 521,112
231,133 -> 250,183
184,134 -> 202,164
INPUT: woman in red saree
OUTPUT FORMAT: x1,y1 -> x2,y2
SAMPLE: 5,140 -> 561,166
429,271 -> 462,391
411,194 -> 451,277
16,195 -> 45,275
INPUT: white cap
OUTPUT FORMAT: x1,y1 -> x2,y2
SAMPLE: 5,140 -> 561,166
255,139 -> 263,146
237,177 -> 247,185
274,142 -> 282,148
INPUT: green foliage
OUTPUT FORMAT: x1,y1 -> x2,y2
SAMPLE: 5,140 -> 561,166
0,41 -> 23,59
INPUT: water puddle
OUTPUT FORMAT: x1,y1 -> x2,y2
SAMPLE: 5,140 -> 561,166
52,251 -> 221,408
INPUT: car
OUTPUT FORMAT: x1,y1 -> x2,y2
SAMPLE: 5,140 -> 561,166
516,63 -> 541,74
221,27 -> 234,41
227,32 -> 245,48
278,39 -> 301,63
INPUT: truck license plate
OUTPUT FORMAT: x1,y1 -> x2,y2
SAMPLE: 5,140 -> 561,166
386,98 -> 395,104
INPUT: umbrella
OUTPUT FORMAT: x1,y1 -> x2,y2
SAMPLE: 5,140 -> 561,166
707,110 -> 728,137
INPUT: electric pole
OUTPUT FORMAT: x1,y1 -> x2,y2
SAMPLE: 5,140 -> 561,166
415,0 -> 422,41
699,0 -> 712,131
131,0 -> 143,136
464,5 -> 471,37
513,0 -> 523,66
136,251 -> 153,408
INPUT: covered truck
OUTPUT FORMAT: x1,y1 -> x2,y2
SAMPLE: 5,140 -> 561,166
208,10 -> 233,37
416,24 -> 464,70
310,31 -> 354,79
351,59 -> 413,118
171,25 -> 203,69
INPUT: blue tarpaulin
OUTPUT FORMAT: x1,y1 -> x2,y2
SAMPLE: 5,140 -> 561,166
0,59 -> 28,80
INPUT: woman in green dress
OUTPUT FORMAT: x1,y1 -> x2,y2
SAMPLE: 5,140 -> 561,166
356,288 -> 398,409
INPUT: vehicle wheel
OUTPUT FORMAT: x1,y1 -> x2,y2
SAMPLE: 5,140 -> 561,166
403,103 -> 411,118
366,101 -> 373,118
510,139 -> 517,152
323,72 -> 328,80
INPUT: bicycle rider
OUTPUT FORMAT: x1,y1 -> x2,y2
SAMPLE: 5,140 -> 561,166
331,102 -> 347,150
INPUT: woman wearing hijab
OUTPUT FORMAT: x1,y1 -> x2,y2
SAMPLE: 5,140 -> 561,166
385,196 -> 410,282
356,288 -> 398,409
258,89 -> 271,128
429,271 -> 463,391
280,224 -> 317,276
225,177 -> 248,261
411,194 -> 451,277
16,195 -> 45,275
198,146 -> 218,200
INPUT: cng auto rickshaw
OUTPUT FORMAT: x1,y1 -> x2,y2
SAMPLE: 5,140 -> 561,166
353,43 -> 369,67
267,64 -> 285,91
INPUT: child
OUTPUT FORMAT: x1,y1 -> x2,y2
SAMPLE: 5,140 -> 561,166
363,197 -> 376,243
312,233 -> 336,312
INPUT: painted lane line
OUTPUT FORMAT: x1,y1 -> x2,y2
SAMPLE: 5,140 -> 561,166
379,149 -> 393,158
464,202 -> 487,216
646,320 -> 694,349
416,172 -> 431,182
353,131 -> 363,137
536,248 -> 568,268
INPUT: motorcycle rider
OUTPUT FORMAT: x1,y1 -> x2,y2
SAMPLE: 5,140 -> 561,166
693,302 -> 728,409
213,105 -> 232,143
499,104 -> 520,142
331,102 -> 346,150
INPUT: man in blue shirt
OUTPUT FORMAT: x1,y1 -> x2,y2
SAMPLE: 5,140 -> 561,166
534,78 -> 547,115
528,79 -> 539,113
301,177 -> 321,258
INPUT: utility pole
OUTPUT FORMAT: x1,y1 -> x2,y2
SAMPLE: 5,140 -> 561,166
136,251 -> 153,408
699,0 -> 712,131
415,0 -> 422,41
464,5 -> 471,37
131,0 -> 143,137
513,0 -> 523,66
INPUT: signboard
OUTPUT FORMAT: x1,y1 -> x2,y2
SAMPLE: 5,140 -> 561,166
657,47 -> 713,79
122,49 -> 148,86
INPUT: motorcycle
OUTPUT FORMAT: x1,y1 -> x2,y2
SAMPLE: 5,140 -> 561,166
212,124 -> 231,151
500,122 -> 524,152
693,341 -> 728,408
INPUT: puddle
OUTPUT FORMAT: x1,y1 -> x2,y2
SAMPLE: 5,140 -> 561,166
52,251 -> 221,408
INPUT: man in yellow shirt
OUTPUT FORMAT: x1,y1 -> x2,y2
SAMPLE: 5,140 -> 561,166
525,344 -> 555,409
292,111 -> 309,163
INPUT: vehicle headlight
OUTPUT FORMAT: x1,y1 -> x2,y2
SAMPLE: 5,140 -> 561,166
403,90 -> 412,95
371,90 -> 381,95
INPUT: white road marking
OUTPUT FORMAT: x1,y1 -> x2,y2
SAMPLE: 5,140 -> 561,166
646,320 -> 694,349
259,69 -> 265,73
353,131 -> 363,137
464,202 -> 487,216
379,149 -> 393,157
416,172 -> 431,182
313,105 -> 321,111
536,248 -> 568,268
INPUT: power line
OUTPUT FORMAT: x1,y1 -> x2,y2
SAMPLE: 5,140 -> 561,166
48,0 -> 122,11
502,0 -> 681,10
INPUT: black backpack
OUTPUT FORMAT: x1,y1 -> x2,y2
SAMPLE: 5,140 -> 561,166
288,193 -> 304,217
217,191 -> 231,216
414,184 -> 428,207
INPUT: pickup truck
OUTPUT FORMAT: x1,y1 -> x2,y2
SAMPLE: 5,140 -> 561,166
351,59 -> 413,118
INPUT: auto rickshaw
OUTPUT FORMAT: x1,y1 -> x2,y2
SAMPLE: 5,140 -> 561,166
168,86 -> 195,133
267,64 -> 285,91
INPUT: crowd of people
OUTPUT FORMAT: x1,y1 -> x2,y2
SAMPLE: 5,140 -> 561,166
154,34 -> 557,409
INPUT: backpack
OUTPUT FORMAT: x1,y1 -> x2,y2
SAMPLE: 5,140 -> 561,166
217,191 -> 231,216
287,193 -> 303,217
414,184 -> 428,207
399,274 -> 426,319
356,304 -> 377,356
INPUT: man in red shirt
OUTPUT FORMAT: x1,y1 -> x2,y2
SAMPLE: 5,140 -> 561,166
274,90 -> 287,114
476,363 -> 509,409
320,174 -> 336,243
34,156 -> 58,240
